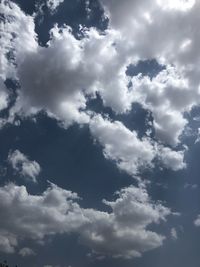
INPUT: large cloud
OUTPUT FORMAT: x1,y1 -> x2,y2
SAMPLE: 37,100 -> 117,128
99,0 -> 200,146
0,182 -> 170,259
1,0 -> 190,177
2,0 -> 131,125
3,0 -> 200,146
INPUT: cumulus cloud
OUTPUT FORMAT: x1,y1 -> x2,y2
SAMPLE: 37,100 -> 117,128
19,247 -> 36,257
99,0 -> 200,146
2,0 -> 132,126
90,115 -> 186,175
0,0 -> 190,189
2,0 -> 197,152
8,150 -> 41,183
0,182 -> 170,259
157,146 -> 186,171
81,185 -> 170,258
194,215 -> 200,226
3,0 -> 200,147
90,115 -> 156,175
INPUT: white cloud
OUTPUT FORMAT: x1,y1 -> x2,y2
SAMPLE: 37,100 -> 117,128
81,185 -> 170,259
194,215 -> 200,226
90,115 -> 156,175
1,1 -> 192,175
0,182 -> 170,259
130,67 -> 192,146
157,146 -> 186,171
19,247 -> 36,257
8,150 -> 41,183
3,0 -> 200,148
89,115 -> 186,174
171,227 -> 178,240
2,1 -> 132,126
99,0 -> 200,146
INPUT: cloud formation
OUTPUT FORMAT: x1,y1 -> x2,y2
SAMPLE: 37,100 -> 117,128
0,182 -> 170,259
90,115 -> 186,174
3,0 -> 200,147
1,0 -> 193,174
99,0 -> 200,146
8,150 -> 41,183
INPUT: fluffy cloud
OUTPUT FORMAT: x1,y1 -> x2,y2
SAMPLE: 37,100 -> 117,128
8,150 -> 41,183
3,0 -> 200,147
90,115 -> 156,175
3,0 -> 200,148
130,67 -> 192,146
81,185 -> 170,258
0,182 -> 170,259
157,146 -> 186,171
99,0 -> 200,146
1,0 -> 37,78
2,0 -> 132,126
90,115 -> 186,175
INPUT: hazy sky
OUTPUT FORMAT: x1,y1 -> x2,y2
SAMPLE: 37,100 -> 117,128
1,0 -> 200,266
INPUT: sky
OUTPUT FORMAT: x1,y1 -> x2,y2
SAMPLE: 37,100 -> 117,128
1,0 -> 200,266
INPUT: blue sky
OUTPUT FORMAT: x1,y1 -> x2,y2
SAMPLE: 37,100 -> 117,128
1,0 -> 200,266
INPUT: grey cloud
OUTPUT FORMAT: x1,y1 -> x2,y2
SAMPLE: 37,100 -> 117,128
8,150 -> 41,183
19,247 -> 36,257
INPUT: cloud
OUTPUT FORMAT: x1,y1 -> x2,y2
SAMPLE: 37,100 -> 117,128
8,150 -> 41,183
3,0 -> 199,148
2,1 -> 132,125
0,182 -> 170,259
90,115 -> 156,175
0,232 -> 17,254
19,247 -> 36,257
46,0 -> 64,13
194,215 -> 200,226
130,67 -> 191,146
81,185 -> 170,259
89,115 -> 186,175
99,0 -> 200,146
170,227 -> 178,240
1,0 -> 191,176
157,146 -> 186,171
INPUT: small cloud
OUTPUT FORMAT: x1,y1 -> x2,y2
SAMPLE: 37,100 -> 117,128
8,150 -> 41,183
184,183 -> 198,190
194,215 -> 200,227
171,228 -> 178,240
19,247 -> 36,257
